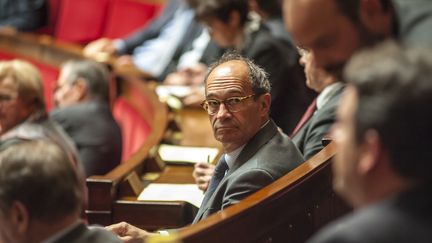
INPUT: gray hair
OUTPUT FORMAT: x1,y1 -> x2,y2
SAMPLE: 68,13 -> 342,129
205,51 -> 271,97
61,60 -> 110,102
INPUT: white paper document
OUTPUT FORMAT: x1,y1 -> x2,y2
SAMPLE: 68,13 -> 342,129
138,183 -> 204,208
158,144 -> 219,164
156,85 -> 193,99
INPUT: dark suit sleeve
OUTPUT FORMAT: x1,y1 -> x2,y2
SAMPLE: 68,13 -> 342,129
0,0 -> 47,31
248,40 -> 289,102
301,112 -> 336,160
222,168 -> 274,209
248,38 -> 308,133
120,0 -> 178,54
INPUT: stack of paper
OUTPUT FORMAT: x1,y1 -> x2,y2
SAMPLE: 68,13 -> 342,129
158,144 -> 219,164
138,183 -> 204,208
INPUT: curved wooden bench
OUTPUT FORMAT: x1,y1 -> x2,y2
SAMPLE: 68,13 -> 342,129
166,142 -> 350,243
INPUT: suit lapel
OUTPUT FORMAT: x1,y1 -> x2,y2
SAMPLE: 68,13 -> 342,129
228,120 -> 278,173
193,120 -> 278,223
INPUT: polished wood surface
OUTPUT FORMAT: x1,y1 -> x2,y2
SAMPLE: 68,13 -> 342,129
177,108 -> 220,148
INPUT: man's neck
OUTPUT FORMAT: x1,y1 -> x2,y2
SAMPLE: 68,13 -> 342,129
27,214 -> 80,243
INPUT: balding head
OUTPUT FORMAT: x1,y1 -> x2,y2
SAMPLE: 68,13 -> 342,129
283,0 -> 393,80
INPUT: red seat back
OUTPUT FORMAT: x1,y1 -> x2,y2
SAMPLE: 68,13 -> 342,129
103,0 -> 163,39
55,0 -> 110,44
113,97 -> 152,162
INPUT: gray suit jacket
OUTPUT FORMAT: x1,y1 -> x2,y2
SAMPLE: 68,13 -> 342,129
392,0 -> 432,46
308,183 -> 432,243
52,223 -> 121,243
193,120 -> 304,223
50,101 -> 122,177
292,85 -> 344,160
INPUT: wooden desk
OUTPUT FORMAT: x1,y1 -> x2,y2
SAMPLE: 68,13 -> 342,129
177,108 -> 220,148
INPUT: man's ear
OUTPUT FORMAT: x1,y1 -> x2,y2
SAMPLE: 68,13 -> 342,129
358,0 -> 393,36
259,93 -> 271,115
357,129 -> 382,175
9,201 -> 30,236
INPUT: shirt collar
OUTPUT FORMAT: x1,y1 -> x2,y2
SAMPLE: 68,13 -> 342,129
316,82 -> 344,110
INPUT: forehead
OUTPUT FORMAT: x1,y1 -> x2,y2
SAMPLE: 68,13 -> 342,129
206,60 -> 252,95
285,0 -> 342,44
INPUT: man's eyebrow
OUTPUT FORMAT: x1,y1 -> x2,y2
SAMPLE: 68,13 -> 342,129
206,90 -> 243,98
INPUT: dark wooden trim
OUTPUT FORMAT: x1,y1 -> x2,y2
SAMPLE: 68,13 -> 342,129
170,142 -> 350,243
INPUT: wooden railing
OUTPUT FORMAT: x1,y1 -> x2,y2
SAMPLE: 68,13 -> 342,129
154,142 -> 351,243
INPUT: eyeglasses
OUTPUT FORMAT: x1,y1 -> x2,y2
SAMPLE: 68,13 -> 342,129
201,94 -> 255,115
0,93 -> 18,103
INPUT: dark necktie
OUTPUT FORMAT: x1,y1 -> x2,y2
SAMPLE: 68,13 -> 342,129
290,98 -> 317,137
200,155 -> 228,207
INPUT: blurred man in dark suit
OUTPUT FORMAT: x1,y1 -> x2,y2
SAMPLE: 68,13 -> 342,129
51,60 -> 122,177
284,0 -> 432,81
309,42 -> 432,243
0,140 -> 121,243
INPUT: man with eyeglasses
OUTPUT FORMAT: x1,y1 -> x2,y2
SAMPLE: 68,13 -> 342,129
106,52 -> 304,241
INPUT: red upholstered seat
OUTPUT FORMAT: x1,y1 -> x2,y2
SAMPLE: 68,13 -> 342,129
0,52 -> 59,111
113,97 -> 152,162
103,0 -> 163,39
54,0 -> 110,44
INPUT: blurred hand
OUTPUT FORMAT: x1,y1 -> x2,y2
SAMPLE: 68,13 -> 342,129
106,221 -> 157,243
115,55 -> 134,66
193,162 -> 215,191
164,72 -> 190,85
182,86 -> 205,107
83,38 -> 117,58
183,63 -> 207,85
164,63 -> 208,86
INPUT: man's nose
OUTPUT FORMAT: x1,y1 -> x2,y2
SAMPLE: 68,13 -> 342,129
215,102 -> 231,119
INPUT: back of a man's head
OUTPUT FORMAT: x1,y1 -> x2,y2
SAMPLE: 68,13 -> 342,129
61,60 -> 110,103
344,41 -> 432,181
0,140 -> 82,223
